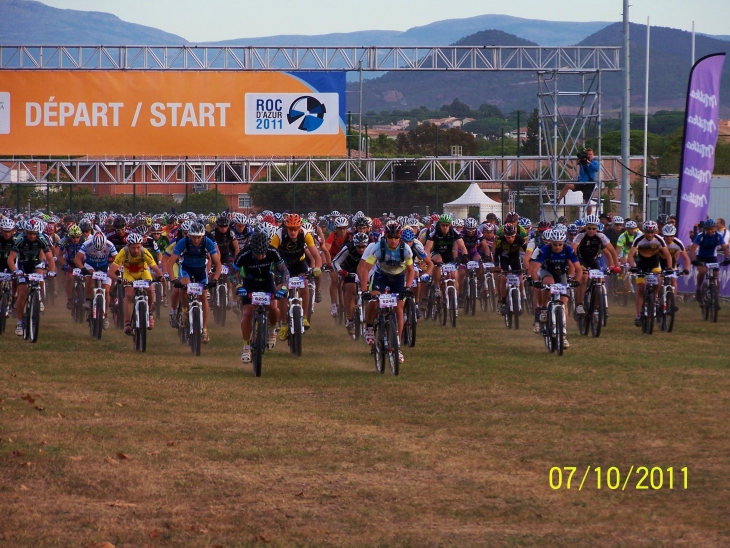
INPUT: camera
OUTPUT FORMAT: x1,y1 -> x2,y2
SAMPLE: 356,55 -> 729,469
576,150 -> 589,165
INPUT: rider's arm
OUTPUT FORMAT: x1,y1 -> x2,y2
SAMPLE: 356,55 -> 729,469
627,246 -> 637,267
404,262 -> 416,290
44,248 -> 56,273
166,252 -> 181,279
273,253 -> 289,289
304,233 -> 322,269
603,242 -> 618,267
659,246 -> 673,265
687,243 -> 698,261
419,251 -> 434,276
209,251 -> 222,280
7,250 -> 18,273
357,257 -> 373,292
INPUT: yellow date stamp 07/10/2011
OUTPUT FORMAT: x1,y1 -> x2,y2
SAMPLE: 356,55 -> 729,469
549,466 -> 688,491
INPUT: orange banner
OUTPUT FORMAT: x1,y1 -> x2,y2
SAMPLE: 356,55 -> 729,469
0,71 -> 346,156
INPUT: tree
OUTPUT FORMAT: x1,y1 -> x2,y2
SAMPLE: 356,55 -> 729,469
370,133 -> 398,156
396,123 -> 478,156
522,108 -> 539,155
440,98 -> 474,118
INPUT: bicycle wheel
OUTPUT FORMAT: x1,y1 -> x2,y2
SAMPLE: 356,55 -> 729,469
114,284 -> 125,329
554,305 -> 564,356
524,288 -> 533,316
504,297 -> 512,329
154,284 -> 161,320
439,290 -> 447,326
469,278 -> 477,316
701,283 -> 710,321
642,290 -> 655,335
663,290 -> 675,333
426,283 -> 436,321
544,306 -> 554,353
46,276 -> 56,307
307,282 -> 314,323
576,291 -> 589,336
291,307 -> 302,357
29,291 -> 40,343
511,289 -> 520,330
191,306 -> 201,356
479,282 -> 487,312
387,314 -> 400,376
93,294 -> 104,340
373,320 -> 386,374
178,308 -> 188,344
73,283 -> 85,323
0,291 -> 8,335
710,283 -> 719,323
600,285 -> 609,327
405,297 -> 417,348
449,287 -> 457,328
589,287 -> 603,338
353,301 -> 362,341
487,276 -> 497,312
218,285 -> 227,327
251,312 -> 264,377
136,301 -> 148,352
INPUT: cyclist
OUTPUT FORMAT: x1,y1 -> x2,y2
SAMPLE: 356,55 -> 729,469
493,222 -> 527,315
166,222 -> 221,343
530,229 -> 581,347
0,217 -> 17,273
106,216 -> 128,253
269,214 -> 321,340
688,218 -> 730,304
322,216 -> 351,318
424,214 -> 468,298
627,221 -> 673,326
235,230 -> 289,363
357,220 -> 416,364
401,227 -> 434,312
458,217 -> 490,294
108,232 -> 164,335
570,214 -> 620,315
75,231 -> 118,327
659,224 -> 691,295
207,214 -> 239,306
57,224 -> 85,309
616,220 -> 642,265
7,219 -> 57,336
332,231 -> 370,336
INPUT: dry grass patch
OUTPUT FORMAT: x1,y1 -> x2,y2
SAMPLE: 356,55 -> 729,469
1,301 -> 729,547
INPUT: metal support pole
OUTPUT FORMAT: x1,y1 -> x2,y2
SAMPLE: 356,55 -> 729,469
133,184 -> 137,214
435,126 -> 439,158
691,21 -> 695,65
185,184 -> 188,212
516,111 -> 520,158
46,182 -> 50,213
16,184 -> 20,212
215,183 -> 219,211
366,183 -> 369,217
435,182 -> 439,213
643,17 -> 651,221
597,70 -> 603,215
347,111 -> 352,158
348,183 -> 352,214
293,184 -> 296,212
69,184 -> 73,213
501,127 -> 504,157
620,0 -> 631,219
358,62 -> 363,165
553,73 -> 559,220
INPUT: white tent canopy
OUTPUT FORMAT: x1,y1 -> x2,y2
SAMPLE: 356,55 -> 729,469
541,190 -> 598,221
443,182 -> 501,222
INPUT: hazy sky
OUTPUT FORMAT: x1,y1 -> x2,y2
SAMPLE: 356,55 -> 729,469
37,0 -> 730,42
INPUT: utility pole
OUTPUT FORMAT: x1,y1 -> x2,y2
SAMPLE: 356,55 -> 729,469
620,0 -> 631,219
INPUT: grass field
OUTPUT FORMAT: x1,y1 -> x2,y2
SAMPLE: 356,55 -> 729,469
1,292 -> 729,547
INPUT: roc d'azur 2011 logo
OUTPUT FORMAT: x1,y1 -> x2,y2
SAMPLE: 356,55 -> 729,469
245,92 -> 339,136
287,96 -> 326,132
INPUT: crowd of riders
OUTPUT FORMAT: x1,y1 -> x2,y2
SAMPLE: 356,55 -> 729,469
1,207 -> 728,363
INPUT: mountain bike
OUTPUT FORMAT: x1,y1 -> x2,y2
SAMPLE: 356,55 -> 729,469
151,277 -> 163,321
71,268 -> 86,323
0,272 -> 13,335
463,260 -> 479,316
480,261 -> 497,312
186,282 -> 205,356
658,268 -> 679,333
632,269 -> 659,335
88,271 -> 107,340
111,270 -> 125,330
22,273 -> 45,343
249,291 -> 273,377
401,285 -> 417,348
577,268 -> 607,338
211,265 -> 229,327
286,276 -> 306,357
439,263 -> 458,328
612,263 -> 634,307
538,282 -> 568,356
129,279 -> 150,352
699,261 -> 722,323
371,292 -> 400,376
425,274 -> 441,322
502,268 -> 523,329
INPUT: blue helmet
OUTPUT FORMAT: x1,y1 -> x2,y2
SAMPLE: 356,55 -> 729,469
704,218 -> 717,229
401,228 -> 416,242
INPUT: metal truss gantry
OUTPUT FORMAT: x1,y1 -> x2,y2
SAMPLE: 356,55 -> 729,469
0,156 -> 634,186
0,45 -> 620,72
538,70 -> 603,218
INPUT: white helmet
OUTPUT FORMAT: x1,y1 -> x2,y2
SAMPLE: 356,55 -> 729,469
549,229 -> 567,242
126,232 -> 144,245
92,231 -> 106,250
334,216 -> 349,228
0,217 -> 15,231
584,214 -> 600,226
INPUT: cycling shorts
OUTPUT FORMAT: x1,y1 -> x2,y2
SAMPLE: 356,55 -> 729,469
286,259 -> 310,277
240,279 -> 276,307
369,271 -> 406,295
538,269 -> 567,284
122,268 -> 153,283
179,264 -> 208,285
498,255 -> 522,273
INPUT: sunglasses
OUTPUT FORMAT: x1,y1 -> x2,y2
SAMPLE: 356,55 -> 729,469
551,242 -> 564,247
586,226 -> 598,230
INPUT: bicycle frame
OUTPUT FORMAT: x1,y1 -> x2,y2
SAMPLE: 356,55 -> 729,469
131,280 -> 149,330
187,283 -> 204,335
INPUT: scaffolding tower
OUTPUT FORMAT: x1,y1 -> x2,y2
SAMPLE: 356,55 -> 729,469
537,70 -> 606,220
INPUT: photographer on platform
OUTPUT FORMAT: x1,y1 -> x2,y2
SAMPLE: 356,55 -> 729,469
557,148 -> 600,215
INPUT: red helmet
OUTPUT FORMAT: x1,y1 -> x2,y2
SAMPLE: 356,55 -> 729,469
502,223 -> 517,236
538,220 -> 552,232
372,218 -> 382,229
262,214 -> 276,225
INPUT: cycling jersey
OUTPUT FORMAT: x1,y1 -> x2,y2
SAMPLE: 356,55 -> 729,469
173,235 -> 218,269
58,236 -> 84,270
325,231 -> 351,258
232,225 -> 254,249
12,235 -> 50,267
693,231 -> 725,259
616,230 -> 642,257
207,228 -> 235,263
332,241 -> 364,274
270,229 -> 316,265
0,233 -> 15,272
142,236 -> 160,258
632,234 -> 667,259
78,239 -> 117,270
573,232 -> 611,266
362,239 -> 414,277
427,226 -> 462,262
497,225 -> 528,239
235,247 -> 289,285
105,231 -> 128,252
662,237 -> 686,268
534,244 -> 579,277
461,229 -> 483,254
113,246 -> 157,281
